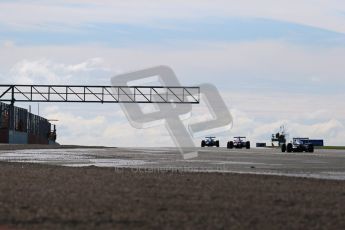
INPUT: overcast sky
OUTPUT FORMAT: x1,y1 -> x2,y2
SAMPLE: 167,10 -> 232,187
1,0 -> 345,146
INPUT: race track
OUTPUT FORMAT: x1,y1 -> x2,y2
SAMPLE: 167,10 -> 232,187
0,147 -> 344,180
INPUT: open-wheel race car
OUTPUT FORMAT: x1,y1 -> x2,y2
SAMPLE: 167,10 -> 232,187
201,137 -> 220,147
227,137 -> 250,149
281,138 -> 314,153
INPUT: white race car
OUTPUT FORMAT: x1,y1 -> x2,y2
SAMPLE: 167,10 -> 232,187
227,137 -> 250,149
282,138 -> 314,153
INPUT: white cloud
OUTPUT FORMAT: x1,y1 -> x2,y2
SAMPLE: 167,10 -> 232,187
1,41 -> 345,84
67,58 -> 105,72
43,106 -> 173,147
2,40 -> 15,48
8,58 -> 110,84
222,109 -> 345,146
0,0 -> 344,34
224,91 -> 345,121
212,92 -> 345,145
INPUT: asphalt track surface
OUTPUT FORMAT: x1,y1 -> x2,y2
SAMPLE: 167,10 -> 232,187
0,147 -> 344,180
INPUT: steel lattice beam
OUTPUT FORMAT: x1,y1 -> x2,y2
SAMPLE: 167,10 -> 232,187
0,85 -> 200,104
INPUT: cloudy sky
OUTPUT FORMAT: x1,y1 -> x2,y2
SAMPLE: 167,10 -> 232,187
1,0 -> 345,146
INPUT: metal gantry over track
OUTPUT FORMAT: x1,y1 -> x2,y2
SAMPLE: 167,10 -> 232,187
0,85 -> 200,105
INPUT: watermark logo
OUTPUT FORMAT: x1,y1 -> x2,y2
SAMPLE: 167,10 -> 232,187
111,66 -> 232,159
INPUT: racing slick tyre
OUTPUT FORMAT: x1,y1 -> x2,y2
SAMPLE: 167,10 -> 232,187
201,140 -> 206,147
246,141 -> 251,149
216,140 -> 220,148
227,141 -> 234,149
281,144 -> 287,152
308,144 -> 314,153
287,143 -> 293,153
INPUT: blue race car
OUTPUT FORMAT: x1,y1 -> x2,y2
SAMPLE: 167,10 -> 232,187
201,137 -> 220,147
